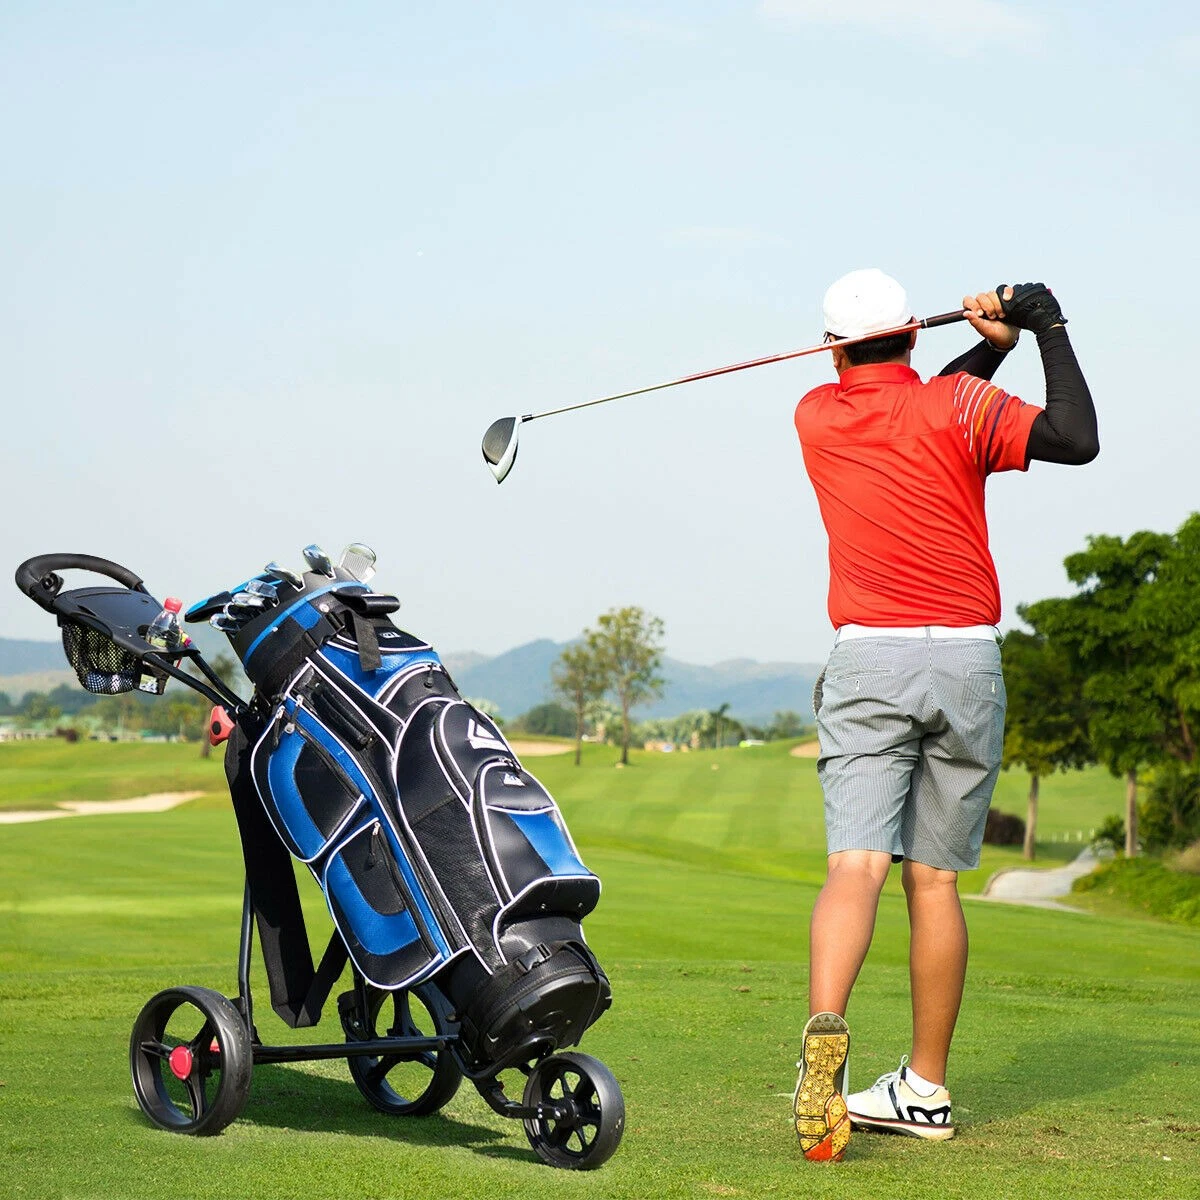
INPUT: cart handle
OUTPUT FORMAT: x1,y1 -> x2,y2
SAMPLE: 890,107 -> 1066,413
15,553 -> 148,612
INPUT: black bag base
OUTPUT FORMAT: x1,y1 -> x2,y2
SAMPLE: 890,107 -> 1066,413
443,921 -> 612,1076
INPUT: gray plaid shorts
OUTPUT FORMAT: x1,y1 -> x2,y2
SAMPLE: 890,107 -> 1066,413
812,633 -> 1005,872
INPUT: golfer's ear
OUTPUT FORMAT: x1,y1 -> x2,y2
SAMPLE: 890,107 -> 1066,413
908,330 -> 918,350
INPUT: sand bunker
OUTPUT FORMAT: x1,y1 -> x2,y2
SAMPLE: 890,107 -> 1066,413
0,792 -> 204,825
508,740 -> 573,757
789,741 -> 821,758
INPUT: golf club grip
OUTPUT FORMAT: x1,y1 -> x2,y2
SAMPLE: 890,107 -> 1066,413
920,310 -> 969,329
15,553 -> 146,611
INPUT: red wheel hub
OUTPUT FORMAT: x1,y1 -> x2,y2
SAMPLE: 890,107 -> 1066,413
168,1045 -> 194,1080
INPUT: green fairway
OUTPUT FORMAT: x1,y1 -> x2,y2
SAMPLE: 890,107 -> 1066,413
1,741 -> 1196,1199
0,740 -> 227,811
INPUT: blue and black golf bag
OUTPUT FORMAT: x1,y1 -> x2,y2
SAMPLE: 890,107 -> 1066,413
16,548 -> 622,1165
211,566 -> 612,1076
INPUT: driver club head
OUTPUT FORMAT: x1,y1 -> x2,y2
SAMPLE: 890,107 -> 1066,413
337,542 -> 377,582
482,416 -> 520,484
302,544 -> 335,577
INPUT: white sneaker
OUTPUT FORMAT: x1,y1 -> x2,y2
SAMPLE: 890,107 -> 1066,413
792,1011 -> 851,1162
846,1056 -> 954,1140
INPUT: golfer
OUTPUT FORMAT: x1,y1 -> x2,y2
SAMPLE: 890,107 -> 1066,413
789,271 -> 1098,1162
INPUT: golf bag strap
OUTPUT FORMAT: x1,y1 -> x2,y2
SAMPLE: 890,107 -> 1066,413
350,609 -> 382,672
226,719 -> 340,1028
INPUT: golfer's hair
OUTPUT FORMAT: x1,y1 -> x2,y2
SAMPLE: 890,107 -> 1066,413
843,332 -> 912,366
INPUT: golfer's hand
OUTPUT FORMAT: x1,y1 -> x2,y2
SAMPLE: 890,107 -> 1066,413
962,288 -> 1019,351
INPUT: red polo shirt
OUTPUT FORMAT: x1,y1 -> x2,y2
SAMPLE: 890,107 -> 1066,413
794,364 -> 1041,628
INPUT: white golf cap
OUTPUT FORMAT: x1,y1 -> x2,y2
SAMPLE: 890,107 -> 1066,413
822,268 -> 914,340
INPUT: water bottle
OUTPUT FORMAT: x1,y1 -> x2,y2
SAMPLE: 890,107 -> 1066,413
146,597 -> 184,652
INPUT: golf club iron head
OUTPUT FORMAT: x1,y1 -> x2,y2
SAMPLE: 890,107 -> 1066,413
482,416 -> 520,484
337,542 -> 377,582
264,561 -> 304,589
242,578 -> 278,601
226,594 -> 267,611
210,612 -> 242,633
302,544 -> 335,577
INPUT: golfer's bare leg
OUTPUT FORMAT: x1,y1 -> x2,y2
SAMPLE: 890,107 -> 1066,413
809,850 -> 893,1015
902,859 -> 967,1085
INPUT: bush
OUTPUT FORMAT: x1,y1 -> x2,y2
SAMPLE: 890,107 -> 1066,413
1167,839 -> 1200,876
983,808 -> 1025,846
1092,814 -> 1125,853
1139,761 -> 1200,850
1072,855 -> 1200,925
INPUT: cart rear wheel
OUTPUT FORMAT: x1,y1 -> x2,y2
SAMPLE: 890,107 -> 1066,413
129,986 -> 253,1135
342,984 -> 462,1116
522,1052 -> 625,1169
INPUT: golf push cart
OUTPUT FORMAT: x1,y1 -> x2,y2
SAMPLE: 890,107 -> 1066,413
14,549 -> 624,1170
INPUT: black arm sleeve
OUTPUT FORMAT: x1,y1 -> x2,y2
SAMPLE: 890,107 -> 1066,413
937,339 -> 1010,381
1024,327 -> 1099,465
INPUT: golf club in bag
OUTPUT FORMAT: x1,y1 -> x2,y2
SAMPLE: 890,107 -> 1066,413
481,309 -> 968,483
14,548 -> 624,1170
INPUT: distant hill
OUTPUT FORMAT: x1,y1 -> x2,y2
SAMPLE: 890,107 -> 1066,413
0,637 -> 65,675
450,641 -> 821,725
0,635 -> 820,723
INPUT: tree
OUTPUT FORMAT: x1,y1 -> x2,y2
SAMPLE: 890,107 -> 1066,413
552,642 -> 609,766
513,702 -> 576,739
1022,530 -> 1174,857
1000,629 -> 1092,860
21,692 -> 62,724
588,607 -> 665,766
767,710 -> 808,741
709,702 -> 731,750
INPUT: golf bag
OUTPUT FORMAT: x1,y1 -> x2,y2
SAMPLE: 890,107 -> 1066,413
224,573 -> 611,1074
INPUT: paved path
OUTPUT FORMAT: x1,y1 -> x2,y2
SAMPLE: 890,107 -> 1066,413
972,846 -> 1105,913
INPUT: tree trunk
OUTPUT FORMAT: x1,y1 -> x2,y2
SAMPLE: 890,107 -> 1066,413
574,707 -> 584,767
1023,773 -> 1039,861
620,701 -> 630,765
199,737 -> 211,759
1125,768 -> 1138,856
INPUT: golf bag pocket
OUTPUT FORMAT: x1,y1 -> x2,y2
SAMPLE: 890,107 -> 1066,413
251,703 -> 370,863
431,701 -> 515,797
474,763 -> 601,929
377,661 -> 460,719
322,820 -> 446,989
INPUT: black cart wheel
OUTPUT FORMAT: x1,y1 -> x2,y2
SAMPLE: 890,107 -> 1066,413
522,1052 -> 625,1169
342,984 -> 462,1116
129,986 -> 253,1136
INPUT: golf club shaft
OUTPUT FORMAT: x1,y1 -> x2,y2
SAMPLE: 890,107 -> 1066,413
521,310 -> 968,425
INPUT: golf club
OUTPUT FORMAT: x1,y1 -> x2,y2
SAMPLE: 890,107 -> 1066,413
337,542 -> 377,583
264,561 -> 304,589
242,578 -> 278,601
302,544 -> 335,577
481,309 -> 968,483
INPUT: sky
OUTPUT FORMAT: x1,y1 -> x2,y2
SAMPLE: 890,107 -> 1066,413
2,2 -> 1197,665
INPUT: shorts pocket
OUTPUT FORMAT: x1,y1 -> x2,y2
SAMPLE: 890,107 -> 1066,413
812,669 -> 826,717
966,669 -> 1005,707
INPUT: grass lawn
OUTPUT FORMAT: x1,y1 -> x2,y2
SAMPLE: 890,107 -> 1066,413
1,741 -> 1196,1199
0,740 -> 227,811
